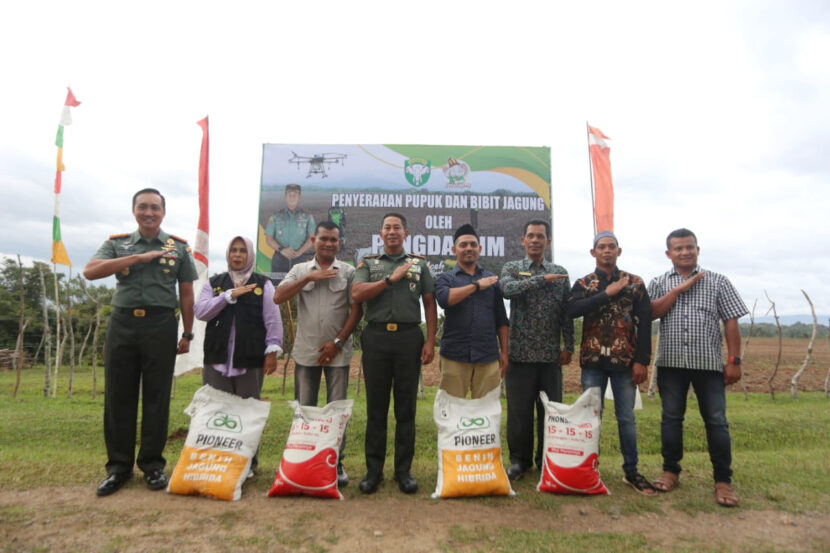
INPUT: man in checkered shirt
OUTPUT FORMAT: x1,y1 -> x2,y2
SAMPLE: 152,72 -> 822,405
648,228 -> 747,507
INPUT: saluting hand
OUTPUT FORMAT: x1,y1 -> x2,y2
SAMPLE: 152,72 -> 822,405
388,261 -> 413,284
544,273 -> 567,284
230,283 -> 258,298
477,275 -> 499,290
136,250 -> 165,264
307,268 -> 339,282
605,275 -> 630,297
675,271 -> 705,294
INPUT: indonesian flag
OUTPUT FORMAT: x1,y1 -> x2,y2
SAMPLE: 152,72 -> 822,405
51,88 -> 81,266
588,124 -> 614,234
175,116 -> 210,376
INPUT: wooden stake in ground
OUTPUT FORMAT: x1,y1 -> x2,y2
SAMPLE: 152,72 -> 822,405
764,290 -> 782,400
740,299 -> 757,401
790,290 -> 817,399
66,269 -> 76,399
648,330 -> 659,399
13,255 -> 26,398
51,264 -> 61,398
79,278 -> 103,399
281,301 -> 297,396
38,265 -> 51,398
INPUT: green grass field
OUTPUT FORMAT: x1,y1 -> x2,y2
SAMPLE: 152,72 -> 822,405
2,364 -> 828,516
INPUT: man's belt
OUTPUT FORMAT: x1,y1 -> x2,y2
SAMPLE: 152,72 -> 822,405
114,306 -> 174,318
368,322 -> 420,332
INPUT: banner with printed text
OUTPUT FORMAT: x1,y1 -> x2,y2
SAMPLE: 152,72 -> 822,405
257,144 -> 552,279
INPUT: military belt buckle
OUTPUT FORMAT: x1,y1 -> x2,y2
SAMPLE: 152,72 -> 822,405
133,309 -> 146,317
386,323 -> 398,332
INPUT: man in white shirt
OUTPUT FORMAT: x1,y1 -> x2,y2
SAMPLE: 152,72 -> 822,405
274,221 -> 362,486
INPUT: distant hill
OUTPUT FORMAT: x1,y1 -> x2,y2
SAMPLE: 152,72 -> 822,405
753,314 -> 830,325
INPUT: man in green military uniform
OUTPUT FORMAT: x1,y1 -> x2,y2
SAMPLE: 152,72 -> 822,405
352,213 -> 437,495
265,184 -> 316,281
84,188 -> 198,497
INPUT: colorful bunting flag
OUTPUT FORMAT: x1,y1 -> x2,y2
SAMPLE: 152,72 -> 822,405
52,88 -> 80,266
587,124 -> 614,234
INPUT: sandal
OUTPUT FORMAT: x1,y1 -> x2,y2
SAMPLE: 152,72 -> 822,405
623,472 -> 657,496
714,482 -> 739,507
653,471 -> 679,492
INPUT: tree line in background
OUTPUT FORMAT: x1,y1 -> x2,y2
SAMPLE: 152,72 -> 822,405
2,256 -> 828,400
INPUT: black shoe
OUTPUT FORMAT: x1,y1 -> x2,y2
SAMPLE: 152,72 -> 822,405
144,469 -> 167,491
96,472 -> 132,497
359,473 -> 383,494
337,464 -> 349,488
624,472 -> 658,496
507,463 -> 529,481
393,473 -> 418,494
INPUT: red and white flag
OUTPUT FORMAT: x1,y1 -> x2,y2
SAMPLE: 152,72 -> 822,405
588,124 -> 614,234
175,116 -> 210,376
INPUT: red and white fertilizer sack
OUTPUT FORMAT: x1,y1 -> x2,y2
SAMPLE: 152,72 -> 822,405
168,384 -> 271,501
537,387 -> 609,495
268,399 -> 352,500
432,386 -> 514,498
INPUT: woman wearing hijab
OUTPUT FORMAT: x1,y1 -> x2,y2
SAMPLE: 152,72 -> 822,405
195,236 -> 283,402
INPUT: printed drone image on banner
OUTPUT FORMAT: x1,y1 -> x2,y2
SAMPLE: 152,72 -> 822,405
256,144 -> 552,281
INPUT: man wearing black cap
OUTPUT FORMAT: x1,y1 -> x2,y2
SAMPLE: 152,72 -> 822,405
265,184 -> 315,282
566,230 -> 657,495
435,224 -> 509,398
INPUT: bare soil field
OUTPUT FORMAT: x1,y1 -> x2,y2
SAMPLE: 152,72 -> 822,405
3,486 -> 829,553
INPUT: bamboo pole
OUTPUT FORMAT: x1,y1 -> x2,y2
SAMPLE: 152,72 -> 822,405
66,270 -> 76,399
764,290 -> 782,400
281,301 -> 297,396
13,255 -> 25,398
740,299 -> 757,401
790,290 -> 817,398
51,264 -> 61,398
38,265 -> 51,398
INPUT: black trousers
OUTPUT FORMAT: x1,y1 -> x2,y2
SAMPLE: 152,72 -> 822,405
103,309 -> 177,475
505,360 -> 563,470
361,325 -> 423,477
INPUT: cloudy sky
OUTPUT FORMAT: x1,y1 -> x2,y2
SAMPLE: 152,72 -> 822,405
1,0 -> 827,318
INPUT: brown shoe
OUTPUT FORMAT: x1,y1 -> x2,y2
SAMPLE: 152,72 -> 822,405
714,482 -> 739,507
653,471 -> 679,492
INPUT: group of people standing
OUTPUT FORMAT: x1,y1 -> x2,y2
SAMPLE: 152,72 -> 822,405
84,187 -> 747,509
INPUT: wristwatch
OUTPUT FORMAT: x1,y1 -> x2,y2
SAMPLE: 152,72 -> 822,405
473,281 -> 481,292
182,332 -> 195,340
334,338 -> 344,349
384,276 -> 392,285
727,356 -> 741,365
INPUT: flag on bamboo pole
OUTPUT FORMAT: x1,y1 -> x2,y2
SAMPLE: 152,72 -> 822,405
587,124 -> 614,234
52,88 -> 81,266
175,116 -> 210,376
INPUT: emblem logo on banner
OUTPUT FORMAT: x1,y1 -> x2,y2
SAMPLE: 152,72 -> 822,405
443,157 -> 471,188
405,158 -> 431,188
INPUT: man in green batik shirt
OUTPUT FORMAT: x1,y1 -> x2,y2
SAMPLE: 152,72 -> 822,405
84,188 -> 198,497
500,219 -> 574,482
352,212 -> 437,496
265,184 -> 315,281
